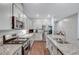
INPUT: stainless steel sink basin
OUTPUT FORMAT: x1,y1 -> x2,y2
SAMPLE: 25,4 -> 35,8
57,41 -> 69,44
54,39 -> 70,44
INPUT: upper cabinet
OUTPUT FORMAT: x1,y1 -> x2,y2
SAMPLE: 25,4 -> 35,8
0,3 -> 27,30
12,3 -> 27,30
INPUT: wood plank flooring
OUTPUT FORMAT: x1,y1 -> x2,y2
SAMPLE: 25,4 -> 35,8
30,41 -> 49,55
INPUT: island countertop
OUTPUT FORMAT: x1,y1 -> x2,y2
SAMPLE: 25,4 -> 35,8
0,44 -> 22,55
47,35 -> 79,55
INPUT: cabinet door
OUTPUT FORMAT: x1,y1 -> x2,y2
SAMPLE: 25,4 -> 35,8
46,37 -> 49,48
57,51 -> 62,55
46,38 -> 58,55
46,37 -> 63,55
13,47 -> 22,55
57,49 -> 63,55
17,47 -> 22,55
51,43 -> 57,55
30,35 -> 35,47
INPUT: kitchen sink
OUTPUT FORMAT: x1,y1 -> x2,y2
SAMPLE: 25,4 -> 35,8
54,39 -> 70,44
56,41 -> 69,44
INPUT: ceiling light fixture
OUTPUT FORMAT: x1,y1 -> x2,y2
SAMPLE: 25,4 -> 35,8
63,19 -> 68,22
36,14 -> 39,17
48,14 -> 51,18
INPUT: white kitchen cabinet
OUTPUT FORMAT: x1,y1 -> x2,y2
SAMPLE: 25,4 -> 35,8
46,37 -> 55,54
35,33 -> 42,40
57,49 -> 63,55
51,44 -> 57,55
30,33 -> 42,44
13,47 -> 22,55
57,50 -> 62,55
48,40 -> 57,55
46,37 -> 62,55
29,34 -> 35,47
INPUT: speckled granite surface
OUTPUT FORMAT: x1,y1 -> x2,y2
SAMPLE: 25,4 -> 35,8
0,44 -> 22,55
47,35 -> 79,55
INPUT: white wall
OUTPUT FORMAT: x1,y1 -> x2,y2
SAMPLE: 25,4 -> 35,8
29,19 -> 33,29
56,13 -> 78,44
77,12 -> 79,39
0,4 -> 12,30
25,18 -> 29,30
33,18 -> 51,29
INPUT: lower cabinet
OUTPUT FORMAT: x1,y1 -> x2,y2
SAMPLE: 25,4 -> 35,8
13,47 -> 22,55
30,34 -> 35,47
57,50 -> 62,55
57,48 -> 63,55
51,44 -> 57,55
46,38 -> 63,55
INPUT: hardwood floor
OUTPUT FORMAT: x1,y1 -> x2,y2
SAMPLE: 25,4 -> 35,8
30,41 -> 49,55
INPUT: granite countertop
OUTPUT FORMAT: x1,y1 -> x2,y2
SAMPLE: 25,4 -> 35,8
18,33 -> 34,38
0,30 -> 18,37
0,44 -> 22,55
47,35 -> 79,55
0,30 -> 34,55
0,30 -> 34,38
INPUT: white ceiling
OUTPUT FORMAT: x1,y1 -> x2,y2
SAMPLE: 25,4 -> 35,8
23,3 -> 79,20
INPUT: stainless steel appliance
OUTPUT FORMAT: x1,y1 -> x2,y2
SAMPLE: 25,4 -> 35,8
42,25 -> 52,41
48,26 -> 52,34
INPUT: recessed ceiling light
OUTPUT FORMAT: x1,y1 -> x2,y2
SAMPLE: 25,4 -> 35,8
48,14 -> 51,18
36,14 -> 39,17
63,19 -> 68,22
